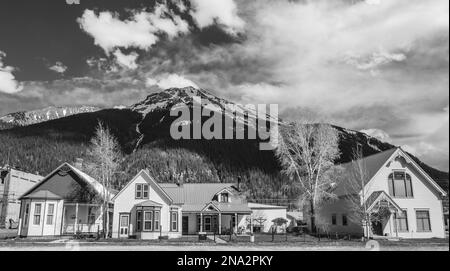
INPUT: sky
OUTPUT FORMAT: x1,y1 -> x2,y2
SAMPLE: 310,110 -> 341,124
0,0 -> 448,171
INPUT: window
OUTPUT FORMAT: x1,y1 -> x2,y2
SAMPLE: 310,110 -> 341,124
46,204 -> 55,225
88,207 -> 96,225
136,184 -> 143,199
388,171 -> 413,198
154,211 -> 160,231
143,184 -> 149,199
144,211 -> 153,231
395,210 -> 409,232
33,204 -> 42,225
136,211 -> 142,232
331,214 -> 337,225
416,210 -> 431,232
171,211 -> 178,232
24,204 -> 30,226
220,193 -> 229,203
342,214 -> 348,226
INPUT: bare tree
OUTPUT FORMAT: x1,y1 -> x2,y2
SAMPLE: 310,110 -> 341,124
344,147 -> 381,239
276,122 -> 341,234
88,121 -> 122,238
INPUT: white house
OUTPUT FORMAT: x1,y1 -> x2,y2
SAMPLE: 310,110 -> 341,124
1,167 -> 42,229
111,170 -> 182,239
247,203 -> 288,233
112,170 -> 253,239
316,148 -> 447,239
17,163 -> 114,237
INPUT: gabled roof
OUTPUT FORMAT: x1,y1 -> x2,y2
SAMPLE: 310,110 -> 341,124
158,183 -> 238,205
334,148 -> 447,197
21,190 -> 62,200
112,170 -> 173,204
366,191 -> 402,213
19,163 -> 115,201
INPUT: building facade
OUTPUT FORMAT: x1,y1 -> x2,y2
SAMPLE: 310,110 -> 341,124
112,170 -> 255,239
17,163 -> 114,237
316,148 -> 447,239
0,167 -> 42,229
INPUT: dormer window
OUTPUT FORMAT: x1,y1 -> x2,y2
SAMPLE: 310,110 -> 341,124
220,193 -> 229,203
388,171 -> 413,198
136,184 -> 149,199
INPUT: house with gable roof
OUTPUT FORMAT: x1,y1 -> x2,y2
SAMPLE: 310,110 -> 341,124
17,163 -> 115,237
112,170 -> 253,239
314,147 -> 447,239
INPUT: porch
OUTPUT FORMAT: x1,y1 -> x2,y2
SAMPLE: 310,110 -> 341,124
182,212 -> 253,236
365,191 -> 403,238
62,203 -> 106,235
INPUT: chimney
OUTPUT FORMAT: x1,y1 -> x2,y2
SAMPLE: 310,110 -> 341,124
74,158 -> 84,170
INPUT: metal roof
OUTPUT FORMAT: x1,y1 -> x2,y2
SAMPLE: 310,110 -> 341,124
158,183 -> 238,205
22,190 -> 62,200
248,202 -> 287,209
333,148 -> 398,196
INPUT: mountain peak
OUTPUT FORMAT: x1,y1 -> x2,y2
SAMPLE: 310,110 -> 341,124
0,106 -> 100,129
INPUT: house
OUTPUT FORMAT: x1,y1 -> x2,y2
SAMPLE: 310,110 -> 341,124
17,163 -> 115,237
111,170 -> 182,239
0,166 -> 42,229
247,203 -> 288,233
112,170 -> 253,239
315,148 -> 447,239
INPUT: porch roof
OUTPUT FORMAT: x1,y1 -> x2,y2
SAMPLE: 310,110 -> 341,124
182,202 -> 251,214
22,190 -> 62,200
366,191 -> 402,213
134,200 -> 163,208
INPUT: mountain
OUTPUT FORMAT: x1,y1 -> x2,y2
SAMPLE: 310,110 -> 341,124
0,106 -> 100,129
0,87 -> 448,203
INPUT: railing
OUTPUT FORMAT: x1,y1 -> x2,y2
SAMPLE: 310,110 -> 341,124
63,223 -> 102,235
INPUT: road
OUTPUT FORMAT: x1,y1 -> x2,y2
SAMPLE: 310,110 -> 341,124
0,242 -> 448,251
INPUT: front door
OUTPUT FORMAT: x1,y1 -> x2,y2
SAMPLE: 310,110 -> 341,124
182,216 -> 189,235
42,202 -> 57,236
372,221 -> 383,236
119,214 -> 130,238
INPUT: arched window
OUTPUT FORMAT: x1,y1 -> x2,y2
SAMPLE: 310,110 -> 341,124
388,171 -> 413,198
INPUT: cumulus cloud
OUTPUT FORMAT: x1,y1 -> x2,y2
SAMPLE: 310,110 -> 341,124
0,50 -> 23,94
48,61 -> 68,74
190,0 -> 245,34
146,74 -> 199,89
78,5 -> 189,54
113,49 -> 139,70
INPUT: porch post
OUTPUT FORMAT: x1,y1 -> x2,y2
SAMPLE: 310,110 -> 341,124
218,213 -> 222,235
250,215 -> 253,234
200,212 -> 203,232
234,213 -> 237,234
74,203 -> 79,234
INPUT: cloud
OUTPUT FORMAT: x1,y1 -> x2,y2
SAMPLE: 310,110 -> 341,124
113,49 -> 139,70
77,5 -> 189,55
190,0 -> 245,34
344,49 -> 407,76
48,61 -> 68,74
0,50 -> 23,94
146,73 -> 199,89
